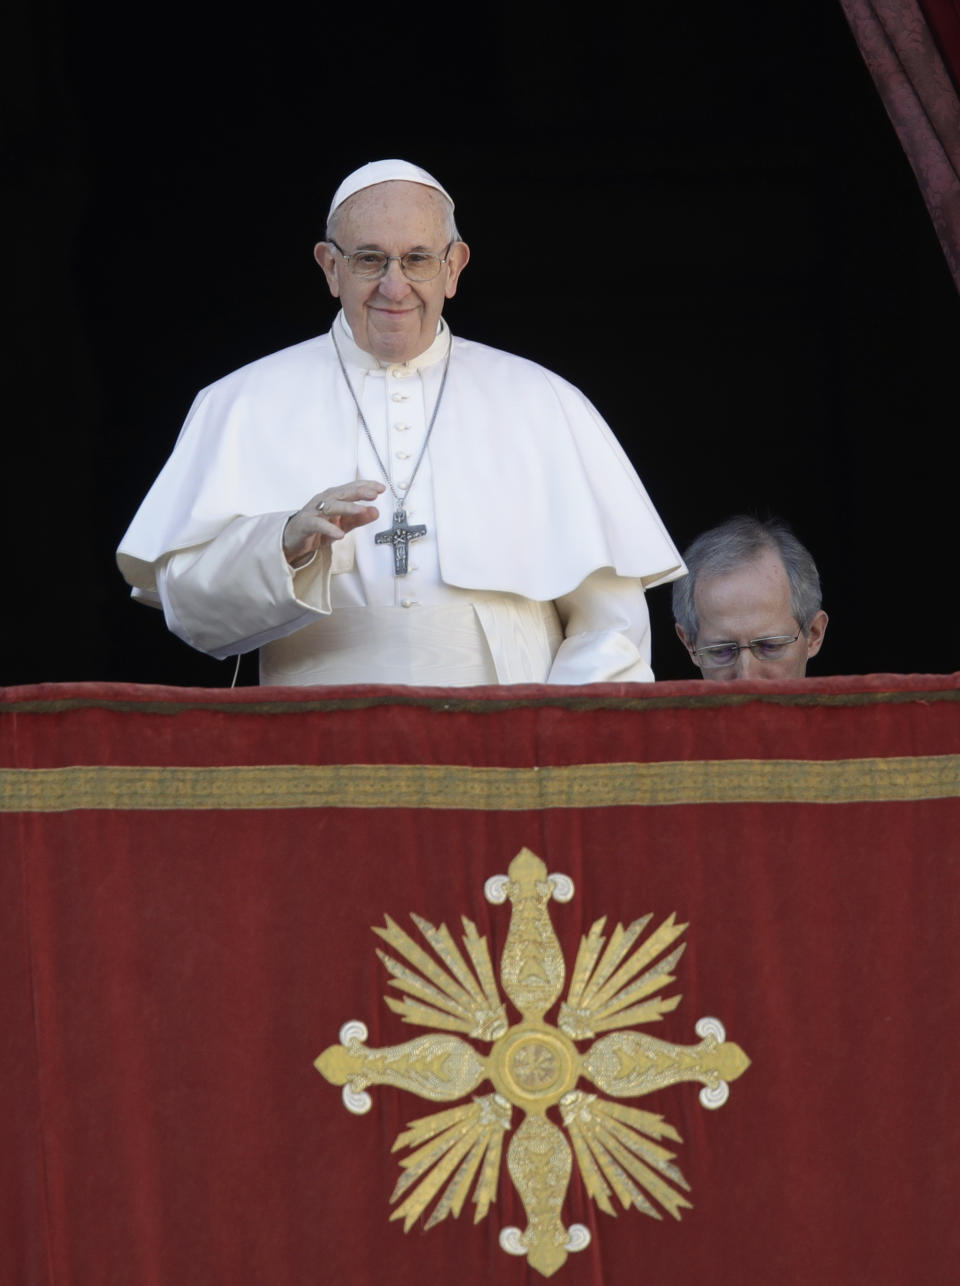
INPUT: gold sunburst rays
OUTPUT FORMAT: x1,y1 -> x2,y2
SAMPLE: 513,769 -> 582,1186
560,912 -> 687,1039
375,913 -> 507,1041
314,847 -> 750,1278
561,1092 -> 691,1221
389,1094 -> 511,1232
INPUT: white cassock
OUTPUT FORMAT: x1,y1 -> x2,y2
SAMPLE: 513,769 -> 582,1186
117,313 -> 685,686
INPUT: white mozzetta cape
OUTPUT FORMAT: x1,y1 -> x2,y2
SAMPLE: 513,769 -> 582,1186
118,322 -> 685,685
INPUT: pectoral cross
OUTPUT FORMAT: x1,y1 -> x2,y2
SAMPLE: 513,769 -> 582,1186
375,508 -> 426,576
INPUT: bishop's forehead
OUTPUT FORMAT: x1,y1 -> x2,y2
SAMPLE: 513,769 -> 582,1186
328,181 -> 457,251
336,181 -> 451,229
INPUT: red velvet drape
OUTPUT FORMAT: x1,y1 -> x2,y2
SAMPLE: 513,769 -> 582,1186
840,0 -> 960,291
920,0 -> 960,92
3,676 -> 959,1285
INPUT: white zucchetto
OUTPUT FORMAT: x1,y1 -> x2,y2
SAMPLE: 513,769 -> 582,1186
327,159 -> 454,221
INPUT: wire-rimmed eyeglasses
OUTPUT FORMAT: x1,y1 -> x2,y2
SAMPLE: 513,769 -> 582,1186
328,240 -> 453,282
692,626 -> 803,668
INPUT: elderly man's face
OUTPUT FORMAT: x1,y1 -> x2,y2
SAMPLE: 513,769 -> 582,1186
314,181 -> 469,364
676,548 -> 828,680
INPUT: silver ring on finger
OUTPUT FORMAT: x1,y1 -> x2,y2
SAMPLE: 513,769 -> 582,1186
315,500 -> 327,513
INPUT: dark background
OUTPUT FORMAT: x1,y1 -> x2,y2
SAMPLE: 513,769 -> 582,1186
5,1 -> 958,686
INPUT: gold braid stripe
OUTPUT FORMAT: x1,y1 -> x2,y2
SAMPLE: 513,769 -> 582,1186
2,756 -> 959,812
3,684 -> 960,717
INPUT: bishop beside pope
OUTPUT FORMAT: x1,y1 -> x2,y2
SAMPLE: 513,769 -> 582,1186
118,160 -> 684,685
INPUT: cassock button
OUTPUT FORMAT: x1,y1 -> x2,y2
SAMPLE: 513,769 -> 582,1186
395,450 -> 410,460
397,478 -> 410,489
394,422 -> 410,431
400,598 -> 418,608
391,392 -> 410,403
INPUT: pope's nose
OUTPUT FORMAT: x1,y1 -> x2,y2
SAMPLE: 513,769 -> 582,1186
377,260 -> 412,301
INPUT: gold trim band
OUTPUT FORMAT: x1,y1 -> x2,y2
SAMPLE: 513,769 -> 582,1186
2,755 -> 958,812
3,685 -> 960,718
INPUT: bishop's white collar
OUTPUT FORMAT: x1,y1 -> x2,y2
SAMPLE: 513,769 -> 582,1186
333,310 -> 451,374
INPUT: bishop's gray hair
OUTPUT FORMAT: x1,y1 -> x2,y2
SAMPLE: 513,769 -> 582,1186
672,515 -> 823,642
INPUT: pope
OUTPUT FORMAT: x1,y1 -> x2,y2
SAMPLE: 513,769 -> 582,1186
117,160 -> 685,686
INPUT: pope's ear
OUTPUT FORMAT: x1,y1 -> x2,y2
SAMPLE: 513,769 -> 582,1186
443,241 -> 470,299
314,242 -> 340,298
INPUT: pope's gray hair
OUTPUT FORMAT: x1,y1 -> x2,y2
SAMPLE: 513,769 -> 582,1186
672,515 -> 823,642
325,188 -> 460,245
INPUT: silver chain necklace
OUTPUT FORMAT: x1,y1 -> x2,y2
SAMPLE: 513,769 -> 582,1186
331,328 -> 452,576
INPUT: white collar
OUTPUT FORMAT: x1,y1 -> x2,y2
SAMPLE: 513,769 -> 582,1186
334,310 -> 451,374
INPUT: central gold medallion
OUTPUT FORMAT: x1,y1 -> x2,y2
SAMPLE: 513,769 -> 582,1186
492,1024 -> 578,1109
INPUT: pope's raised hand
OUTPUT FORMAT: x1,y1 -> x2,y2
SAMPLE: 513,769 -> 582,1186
283,480 -> 385,566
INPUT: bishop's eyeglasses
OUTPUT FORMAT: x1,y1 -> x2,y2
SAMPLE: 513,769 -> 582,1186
328,240 -> 453,282
692,626 -> 803,668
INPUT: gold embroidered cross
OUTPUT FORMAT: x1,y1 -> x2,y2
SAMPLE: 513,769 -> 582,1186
315,847 -> 750,1277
